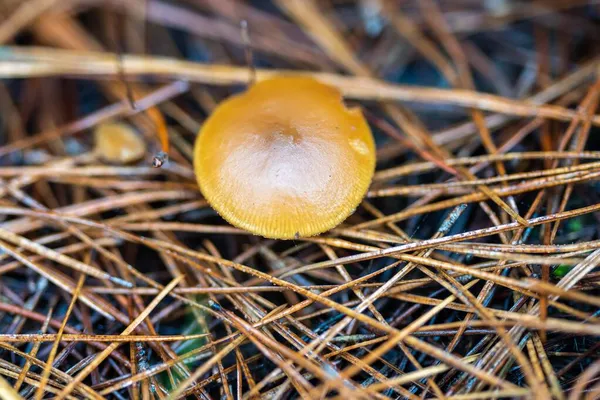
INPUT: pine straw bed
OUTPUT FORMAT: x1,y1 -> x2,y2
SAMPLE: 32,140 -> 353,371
0,1 -> 599,399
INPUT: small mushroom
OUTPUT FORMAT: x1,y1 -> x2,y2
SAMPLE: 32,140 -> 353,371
94,122 -> 146,164
194,76 -> 376,239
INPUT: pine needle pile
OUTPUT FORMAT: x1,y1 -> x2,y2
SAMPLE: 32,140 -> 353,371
1,1 -> 600,399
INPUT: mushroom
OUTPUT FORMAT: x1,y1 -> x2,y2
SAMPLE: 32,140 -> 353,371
194,76 -> 375,239
94,122 -> 146,164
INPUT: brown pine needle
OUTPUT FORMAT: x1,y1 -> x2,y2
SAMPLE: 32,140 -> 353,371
2,47 -> 600,126
55,275 -> 184,400
34,274 -> 85,400
0,375 -> 23,400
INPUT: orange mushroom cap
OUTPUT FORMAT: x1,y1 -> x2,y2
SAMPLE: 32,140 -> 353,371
194,76 -> 375,239
94,122 -> 146,164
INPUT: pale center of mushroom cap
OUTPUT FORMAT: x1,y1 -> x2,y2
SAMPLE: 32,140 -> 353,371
267,123 -> 302,145
218,120 -> 341,214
